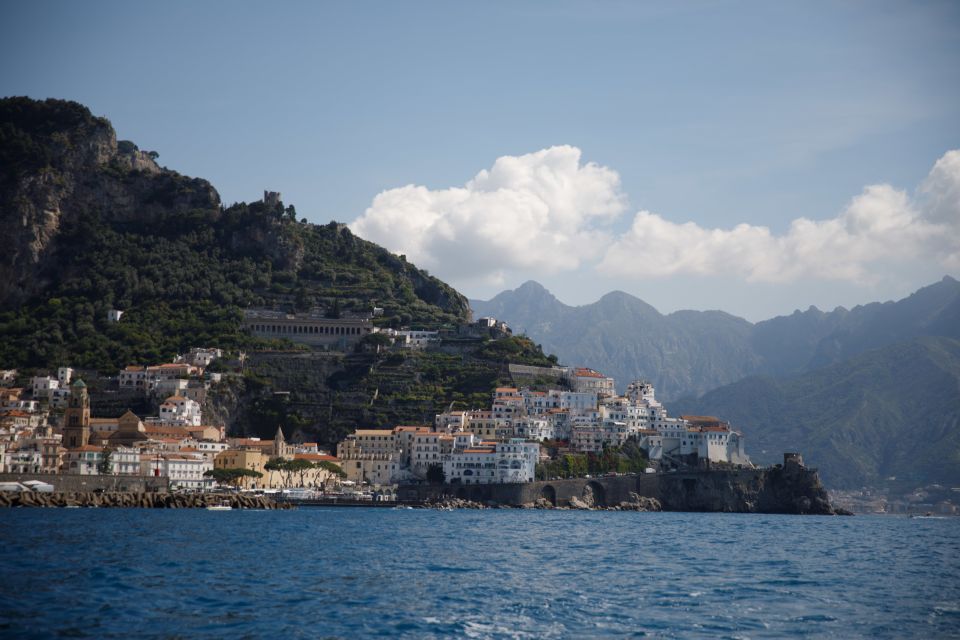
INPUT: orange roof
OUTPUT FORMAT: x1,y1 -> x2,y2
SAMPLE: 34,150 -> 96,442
574,368 -> 606,378
294,453 -> 340,462
462,448 -> 494,454
71,445 -> 103,452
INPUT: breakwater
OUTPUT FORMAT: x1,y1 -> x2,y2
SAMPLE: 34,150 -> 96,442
0,491 -> 292,509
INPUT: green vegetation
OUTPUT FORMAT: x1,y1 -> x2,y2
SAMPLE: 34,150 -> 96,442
0,97 -> 108,184
0,97 -> 470,372
535,441 -> 649,480
673,336 -> 960,488
265,456 -> 347,486
96,447 -> 113,475
203,467 -> 263,487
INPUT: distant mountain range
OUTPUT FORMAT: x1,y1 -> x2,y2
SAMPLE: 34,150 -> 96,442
472,277 -> 960,488
471,277 -> 960,400
672,336 -> 960,488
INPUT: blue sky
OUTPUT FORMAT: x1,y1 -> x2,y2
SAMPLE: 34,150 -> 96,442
3,1 -> 958,320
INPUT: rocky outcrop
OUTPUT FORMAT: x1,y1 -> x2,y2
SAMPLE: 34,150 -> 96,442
0,98 -> 220,307
0,491 -> 293,509
659,457 -> 849,515
618,493 -> 662,512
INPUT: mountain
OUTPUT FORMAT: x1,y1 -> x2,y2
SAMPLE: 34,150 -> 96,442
0,97 -> 563,450
473,281 -> 759,400
0,97 -> 470,371
472,277 -> 960,399
671,336 -> 960,489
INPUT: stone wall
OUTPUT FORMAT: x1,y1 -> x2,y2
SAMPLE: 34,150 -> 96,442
0,472 -> 168,493
398,461 -> 841,515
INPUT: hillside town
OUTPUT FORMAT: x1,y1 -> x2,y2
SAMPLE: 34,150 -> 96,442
0,336 -> 757,498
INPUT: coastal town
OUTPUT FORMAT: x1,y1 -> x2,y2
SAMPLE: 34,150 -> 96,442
1,314 -> 756,501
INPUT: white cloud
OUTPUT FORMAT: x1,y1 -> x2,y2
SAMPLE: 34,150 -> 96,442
349,145 -> 626,285
598,150 -> 960,283
350,146 -> 960,289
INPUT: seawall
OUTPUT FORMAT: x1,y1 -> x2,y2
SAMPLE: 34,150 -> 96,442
0,491 -> 292,509
398,458 -> 843,515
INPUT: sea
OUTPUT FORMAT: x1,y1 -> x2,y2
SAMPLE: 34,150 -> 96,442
0,509 -> 957,639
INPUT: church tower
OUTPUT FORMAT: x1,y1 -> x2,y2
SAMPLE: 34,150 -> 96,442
273,425 -> 292,459
63,379 -> 91,450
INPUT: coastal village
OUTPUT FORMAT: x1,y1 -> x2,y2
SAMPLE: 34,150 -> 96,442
0,313 -> 953,514
0,309 -> 755,496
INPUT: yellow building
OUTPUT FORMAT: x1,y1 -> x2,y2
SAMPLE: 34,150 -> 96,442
214,449 -> 266,488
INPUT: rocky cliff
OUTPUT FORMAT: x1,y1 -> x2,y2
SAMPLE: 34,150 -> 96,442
0,98 -> 219,306
0,97 -> 471,371
658,456 -> 845,515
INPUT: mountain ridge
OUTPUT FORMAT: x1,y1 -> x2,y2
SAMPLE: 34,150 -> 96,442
671,335 -> 960,488
471,276 -> 960,399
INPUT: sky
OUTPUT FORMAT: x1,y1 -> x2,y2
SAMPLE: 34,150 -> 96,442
2,1 -> 959,320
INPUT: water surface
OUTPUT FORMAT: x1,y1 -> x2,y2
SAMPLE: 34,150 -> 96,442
1,509 -> 957,638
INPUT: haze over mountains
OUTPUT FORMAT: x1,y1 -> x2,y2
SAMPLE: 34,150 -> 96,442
473,278 -> 960,487
471,277 -> 960,400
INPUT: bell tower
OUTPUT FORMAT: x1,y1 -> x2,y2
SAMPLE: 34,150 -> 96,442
63,379 -> 91,449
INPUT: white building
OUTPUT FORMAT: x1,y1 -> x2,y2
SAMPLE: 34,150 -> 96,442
31,376 -> 59,401
119,366 -> 147,390
178,347 -> 223,368
157,395 -> 203,427
567,368 -> 616,398
444,439 -> 538,485
141,453 -> 212,489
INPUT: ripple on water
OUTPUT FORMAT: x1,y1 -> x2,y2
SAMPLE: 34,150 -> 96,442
0,511 -> 958,638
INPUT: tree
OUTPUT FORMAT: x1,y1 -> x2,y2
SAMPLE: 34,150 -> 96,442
97,447 -> 113,475
204,467 -> 262,488
285,458 -> 316,486
264,457 -> 286,485
316,460 -> 346,479
426,463 -> 445,484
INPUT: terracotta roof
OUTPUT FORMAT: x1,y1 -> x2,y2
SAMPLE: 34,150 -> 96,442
462,448 -> 494,454
574,368 -> 606,378
294,453 -> 340,462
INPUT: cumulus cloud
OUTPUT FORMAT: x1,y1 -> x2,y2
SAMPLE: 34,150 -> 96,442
598,150 -> 960,282
350,145 -> 959,288
349,145 -> 626,285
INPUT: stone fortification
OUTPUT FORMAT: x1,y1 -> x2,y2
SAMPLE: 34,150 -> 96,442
399,455 -> 848,515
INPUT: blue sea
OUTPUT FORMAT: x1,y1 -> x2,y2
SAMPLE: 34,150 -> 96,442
1,509 -> 958,639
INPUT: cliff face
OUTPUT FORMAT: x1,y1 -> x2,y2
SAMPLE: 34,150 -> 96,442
0,97 -> 471,371
658,457 -> 840,515
0,98 -> 220,307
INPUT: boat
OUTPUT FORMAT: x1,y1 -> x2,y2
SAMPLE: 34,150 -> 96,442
206,501 -> 233,511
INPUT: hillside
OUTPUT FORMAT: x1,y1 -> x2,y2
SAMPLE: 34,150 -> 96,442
0,97 -> 470,371
472,277 -> 960,399
671,337 -> 960,488
0,97 -> 565,450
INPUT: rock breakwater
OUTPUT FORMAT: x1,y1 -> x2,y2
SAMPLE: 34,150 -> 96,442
0,491 -> 293,509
